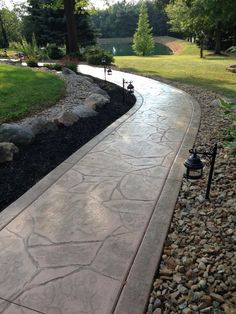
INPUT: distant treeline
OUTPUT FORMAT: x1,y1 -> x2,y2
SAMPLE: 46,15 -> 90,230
90,0 -> 178,39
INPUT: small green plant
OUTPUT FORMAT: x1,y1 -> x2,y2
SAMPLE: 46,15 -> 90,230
26,58 -> 38,67
11,35 -> 48,62
47,44 -> 65,60
44,63 -> 62,71
219,98 -> 235,109
63,63 -> 77,73
84,46 -> 114,65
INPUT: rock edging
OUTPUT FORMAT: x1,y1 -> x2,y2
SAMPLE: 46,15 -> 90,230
0,68 -> 110,163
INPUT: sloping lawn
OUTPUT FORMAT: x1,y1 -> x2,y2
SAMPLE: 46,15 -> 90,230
0,64 -> 65,123
115,42 -> 236,98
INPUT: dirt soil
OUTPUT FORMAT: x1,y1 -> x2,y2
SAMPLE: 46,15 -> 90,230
0,79 -> 136,212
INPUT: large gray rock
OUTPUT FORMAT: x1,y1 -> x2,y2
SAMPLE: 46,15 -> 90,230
54,111 -> 79,126
90,85 -> 110,100
72,105 -> 98,118
84,93 -> 110,110
0,124 -> 34,145
211,98 -> 236,110
77,74 -> 94,83
29,118 -> 58,136
0,142 -> 19,163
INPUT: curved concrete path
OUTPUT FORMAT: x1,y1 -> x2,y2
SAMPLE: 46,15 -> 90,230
0,67 -> 200,314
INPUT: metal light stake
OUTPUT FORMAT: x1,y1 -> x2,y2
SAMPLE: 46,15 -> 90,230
122,79 -> 134,105
184,143 -> 217,200
101,57 -> 112,81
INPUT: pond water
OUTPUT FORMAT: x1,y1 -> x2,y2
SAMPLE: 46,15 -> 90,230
100,42 -> 172,56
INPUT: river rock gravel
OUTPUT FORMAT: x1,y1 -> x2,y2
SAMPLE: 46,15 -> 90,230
147,80 -> 236,314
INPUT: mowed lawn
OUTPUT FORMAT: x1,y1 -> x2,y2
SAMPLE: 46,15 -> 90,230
0,64 -> 65,123
115,42 -> 236,98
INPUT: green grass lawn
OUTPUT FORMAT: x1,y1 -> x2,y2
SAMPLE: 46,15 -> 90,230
115,42 -> 236,98
0,64 -> 65,123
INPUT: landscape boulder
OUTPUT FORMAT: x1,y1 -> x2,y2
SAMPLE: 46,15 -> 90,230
84,93 -> 110,110
0,142 -> 19,163
211,98 -> 236,110
72,105 -> 98,118
0,123 -> 34,145
90,85 -> 110,100
54,111 -> 79,126
77,74 -> 94,83
29,117 -> 58,136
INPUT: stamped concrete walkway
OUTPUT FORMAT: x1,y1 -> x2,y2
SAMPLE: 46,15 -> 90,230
0,66 -> 200,314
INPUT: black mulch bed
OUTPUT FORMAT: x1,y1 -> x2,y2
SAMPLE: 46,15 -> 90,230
0,78 -> 136,212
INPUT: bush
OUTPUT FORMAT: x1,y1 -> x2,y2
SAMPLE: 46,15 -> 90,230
63,63 -> 77,73
47,44 -> 65,60
84,46 -> 114,65
44,63 -> 62,71
12,35 -> 45,61
27,58 -> 38,67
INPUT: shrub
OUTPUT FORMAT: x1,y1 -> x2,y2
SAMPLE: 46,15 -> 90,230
27,58 -> 38,67
12,35 -> 38,59
44,63 -> 62,71
63,63 -> 77,73
47,44 -> 65,60
84,46 -> 114,65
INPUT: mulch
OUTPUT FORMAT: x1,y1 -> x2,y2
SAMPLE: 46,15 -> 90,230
0,78 -> 135,212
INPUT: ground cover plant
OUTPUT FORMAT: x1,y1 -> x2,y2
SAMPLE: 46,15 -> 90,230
115,40 -> 236,98
0,64 -> 65,123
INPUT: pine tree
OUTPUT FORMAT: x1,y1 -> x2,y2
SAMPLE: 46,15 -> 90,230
132,1 -> 154,56
23,0 -> 96,51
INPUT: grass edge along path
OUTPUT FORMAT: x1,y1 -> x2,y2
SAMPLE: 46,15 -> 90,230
0,64 -> 65,123
114,40 -> 236,98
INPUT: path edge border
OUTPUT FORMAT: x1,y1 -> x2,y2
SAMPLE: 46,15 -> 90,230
113,94 -> 201,314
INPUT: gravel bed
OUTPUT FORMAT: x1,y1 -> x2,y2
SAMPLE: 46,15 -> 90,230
147,79 -> 236,314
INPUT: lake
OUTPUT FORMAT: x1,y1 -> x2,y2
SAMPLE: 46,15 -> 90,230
99,42 -> 172,56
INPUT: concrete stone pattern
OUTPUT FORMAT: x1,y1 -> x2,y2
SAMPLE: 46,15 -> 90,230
0,67 -> 199,314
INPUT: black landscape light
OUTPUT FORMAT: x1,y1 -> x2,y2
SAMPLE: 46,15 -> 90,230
127,81 -> 134,94
122,79 -> 135,104
107,67 -> 112,75
184,148 -> 204,180
101,57 -> 112,81
184,144 -> 217,200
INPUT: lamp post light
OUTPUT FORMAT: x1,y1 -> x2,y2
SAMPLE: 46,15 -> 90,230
101,57 -> 112,81
184,143 -> 217,200
122,79 -> 134,104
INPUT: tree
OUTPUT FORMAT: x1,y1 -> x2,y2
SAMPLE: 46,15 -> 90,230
90,0 -> 171,38
166,0 -> 236,55
24,0 -> 95,51
27,0 -> 90,54
63,0 -> 78,53
132,1 -> 154,56
0,7 -> 22,47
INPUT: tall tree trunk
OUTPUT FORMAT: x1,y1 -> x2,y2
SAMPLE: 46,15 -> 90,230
214,22 -> 222,54
63,0 -> 78,54
0,11 -> 9,48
